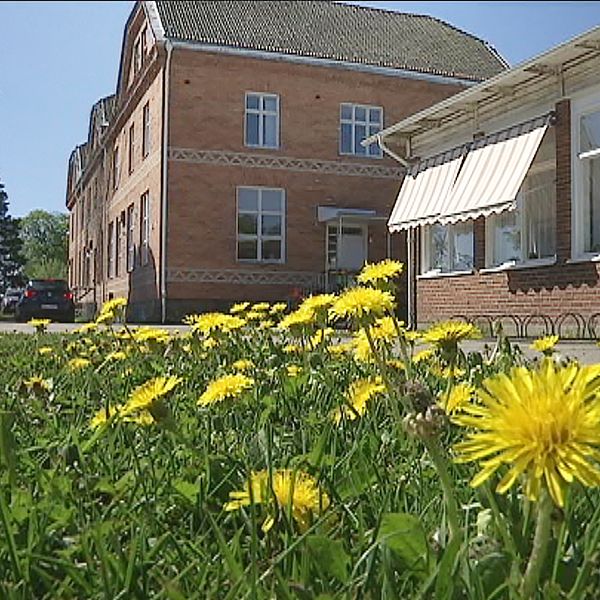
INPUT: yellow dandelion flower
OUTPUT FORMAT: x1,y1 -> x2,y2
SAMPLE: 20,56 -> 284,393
278,308 -> 315,332
122,376 -> 182,416
329,287 -> 395,323
328,341 -> 354,355
225,469 -> 329,532
38,346 -> 53,356
387,359 -> 406,371
352,331 -> 373,363
283,344 -> 301,354
106,350 -> 127,362
404,330 -> 421,343
357,259 -> 404,285
439,382 -> 475,415
258,319 -> 274,330
286,365 -> 302,377
298,294 -> 336,314
74,322 -> 98,334
203,338 -> 219,350
531,335 -> 559,354
28,318 -> 51,333
332,377 -> 386,425
230,302 -> 250,314
232,359 -> 254,371
251,302 -> 271,312
90,405 -> 121,428
189,313 -> 245,335
270,302 -> 288,314
100,297 -> 127,315
422,321 -> 481,350
453,361 -> 600,507
23,376 -> 51,393
245,310 -> 263,321
67,357 -> 91,371
96,310 -> 115,326
123,411 -> 155,426
198,373 -> 254,406
308,327 -> 333,349
412,347 -> 435,364
133,327 -> 171,344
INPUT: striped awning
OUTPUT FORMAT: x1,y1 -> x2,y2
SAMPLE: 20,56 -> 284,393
387,114 -> 551,231
387,146 -> 466,232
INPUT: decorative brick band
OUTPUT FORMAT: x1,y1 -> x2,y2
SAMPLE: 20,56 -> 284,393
167,267 -> 323,286
168,147 -> 404,179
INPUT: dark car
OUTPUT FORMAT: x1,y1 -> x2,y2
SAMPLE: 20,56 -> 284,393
15,279 -> 75,323
1,288 -> 22,314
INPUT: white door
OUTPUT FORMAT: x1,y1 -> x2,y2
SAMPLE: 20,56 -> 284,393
338,225 -> 367,270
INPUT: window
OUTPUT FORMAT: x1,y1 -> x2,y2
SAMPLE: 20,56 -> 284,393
128,124 -> 135,174
340,103 -> 383,157
108,221 -> 115,278
141,191 -> 150,266
486,133 -> 556,267
237,187 -> 285,262
142,102 -> 150,158
133,39 -> 142,75
422,221 -> 474,274
126,204 -> 135,272
245,93 -> 279,148
115,217 -> 121,277
140,26 -> 147,60
574,102 -> 600,255
113,146 -> 120,190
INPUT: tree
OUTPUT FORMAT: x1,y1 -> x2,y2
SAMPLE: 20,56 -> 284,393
20,210 -> 69,280
0,181 -> 25,289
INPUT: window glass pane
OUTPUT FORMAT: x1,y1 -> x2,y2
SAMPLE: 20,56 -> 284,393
238,240 -> 257,260
369,140 -> 382,157
238,213 -> 258,235
246,94 -> 259,110
246,113 -> 260,145
341,123 -> 353,153
238,188 -> 259,211
581,110 -> 600,153
430,224 -> 449,272
369,108 -> 382,124
355,106 -> 366,122
354,124 -> 367,155
341,104 -> 352,120
584,156 -> 600,252
452,222 -> 473,270
261,189 -> 282,212
263,114 -> 278,147
523,169 -> 555,259
262,240 -> 281,260
490,211 -> 520,266
262,214 -> 281,235
263,96 -> 277,112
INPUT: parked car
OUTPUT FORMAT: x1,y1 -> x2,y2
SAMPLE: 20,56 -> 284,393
15,279 -> 75,323
1,288 -> 22,314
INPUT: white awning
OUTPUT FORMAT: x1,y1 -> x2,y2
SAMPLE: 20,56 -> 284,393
437,115 -> 550,224
387,146 -> 465,232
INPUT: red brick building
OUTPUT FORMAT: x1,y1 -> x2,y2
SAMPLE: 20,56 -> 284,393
66,0 -> 505,322
373,26 -> 600,337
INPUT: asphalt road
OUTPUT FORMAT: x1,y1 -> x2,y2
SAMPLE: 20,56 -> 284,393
2,319 -> 600,364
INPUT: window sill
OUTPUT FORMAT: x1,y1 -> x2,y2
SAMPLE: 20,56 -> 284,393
339,152 -> 383,160
480,257 -> 557,274
417,269 -> 474,280
244,144 -> 280,151
566,254 -> 600,265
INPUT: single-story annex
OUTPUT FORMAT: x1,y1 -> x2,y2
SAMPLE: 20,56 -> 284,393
369,25 -> 600,337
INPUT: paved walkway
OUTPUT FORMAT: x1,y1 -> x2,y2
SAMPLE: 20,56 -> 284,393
1,320 -> 600,364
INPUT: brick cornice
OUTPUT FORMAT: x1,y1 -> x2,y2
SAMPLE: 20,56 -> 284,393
167,268 -> 322,286
168,148 -> 405,179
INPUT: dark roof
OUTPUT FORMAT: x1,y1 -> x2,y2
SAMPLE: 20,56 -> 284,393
153,0 -> 507,82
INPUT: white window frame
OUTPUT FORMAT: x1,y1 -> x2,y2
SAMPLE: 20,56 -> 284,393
126,204 -> 135,272
339,103 -> 383,158
142,102 -> 151,158
141,192 -> 150,266
485,159 -> 556,269
115,217 -> 121,277
572,86 -> 600,259
244,92 -> 280,149
420,221 -> 474,276
128,123 -> 135,174
236,186 -> 285,263
113,146 -> 120,190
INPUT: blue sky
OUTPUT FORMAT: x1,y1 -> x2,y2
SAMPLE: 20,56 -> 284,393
1,1 -> 599,218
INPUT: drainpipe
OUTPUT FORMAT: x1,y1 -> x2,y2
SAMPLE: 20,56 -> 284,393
160,40 -> 173,324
